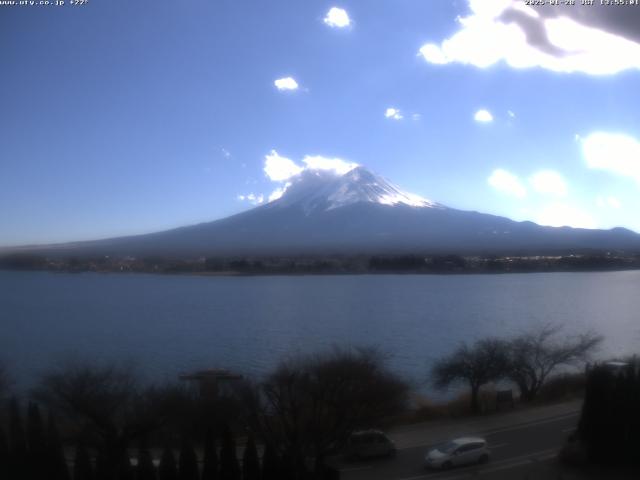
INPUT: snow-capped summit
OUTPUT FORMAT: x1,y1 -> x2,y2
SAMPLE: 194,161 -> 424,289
270,166 -> 441,214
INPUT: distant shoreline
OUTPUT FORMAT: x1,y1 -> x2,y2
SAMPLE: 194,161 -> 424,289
2,252 -> 640,277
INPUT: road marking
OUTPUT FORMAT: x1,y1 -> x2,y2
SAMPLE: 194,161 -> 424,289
396,468 -> 479,480
480,460 -> 532,474
397,411 -> 579,450
395,405 -> 581,436
537,452 -> 558,461
482,412 -> 579,436
399,442 -> 440,450
461,448 -> 558,475
339,465 -> 373,472
394,447 -> 558,480
488,442 -> 507,449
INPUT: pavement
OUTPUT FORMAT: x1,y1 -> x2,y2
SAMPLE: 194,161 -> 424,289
332,399 -> 624,480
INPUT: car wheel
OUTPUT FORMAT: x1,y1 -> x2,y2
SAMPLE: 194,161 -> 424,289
478,454 -> 489,465
442,461 -> 453,470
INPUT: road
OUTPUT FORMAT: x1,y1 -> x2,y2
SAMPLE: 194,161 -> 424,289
336,407 -> 580,480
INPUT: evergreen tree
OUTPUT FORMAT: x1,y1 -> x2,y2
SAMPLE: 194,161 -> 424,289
277,450 -> 294,480
259,444 -> 278,480
629,361 -> 640,466
46,412 -> 70,480
241,434 -> 260,480
73,444 -> 94,480
158,446 -> 178,480
8,397 -> 27,480
95,449 -> 109,480
578,362 -> 640,465
27,402 -> 47,480
136,437 -> 156,480
117,451 -> 134,480
219,425 -> 240,480
201,429 -> 218,480
0,426 -> 10,480
178,436 -> 199,480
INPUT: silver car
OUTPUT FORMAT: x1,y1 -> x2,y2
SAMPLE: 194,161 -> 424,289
344,430 -> 397,459
424,437 -> 490,470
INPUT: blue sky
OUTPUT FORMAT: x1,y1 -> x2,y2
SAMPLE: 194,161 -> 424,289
2,0 -> 640,247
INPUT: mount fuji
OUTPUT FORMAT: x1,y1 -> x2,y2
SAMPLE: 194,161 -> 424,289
11,166 -> 640,257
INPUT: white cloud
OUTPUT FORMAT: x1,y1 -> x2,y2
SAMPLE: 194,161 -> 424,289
221,148 -> 231,158
596,195 -> 622,209
274,77 -> 299,91
241,151 -> 354,205
507,110 -> 515,118
263,151 -> 358,184
535,203 -> 596,229
324,7 -> 351,28
237,193 -> 264,205
474,109 -> 493,123
418,44 -> 449,65
385,108 -> 403,120
301,155 -> 358,175
488,169 -> 526,198
411,113 -> 422,121
267,182 -> 291,202
582,132 -> 640,183
418,0 -> 640,75
529,170 -> 568,197
263,150 -> 304,181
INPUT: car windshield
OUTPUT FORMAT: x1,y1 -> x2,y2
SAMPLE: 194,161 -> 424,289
437,441 -> 459,454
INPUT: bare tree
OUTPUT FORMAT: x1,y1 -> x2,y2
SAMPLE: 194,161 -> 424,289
431,338 -> 510,414
33,361 -> 174,480
506,324 -> 602,402
241,347 -> 409,478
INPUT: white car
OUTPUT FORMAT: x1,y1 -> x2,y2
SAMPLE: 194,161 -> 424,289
424,437 -> 490,470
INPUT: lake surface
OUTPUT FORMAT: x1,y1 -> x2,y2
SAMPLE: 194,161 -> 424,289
2,270 -> 640,393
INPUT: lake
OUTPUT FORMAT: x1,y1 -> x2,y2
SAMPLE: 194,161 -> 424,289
2,270 -> 639,393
